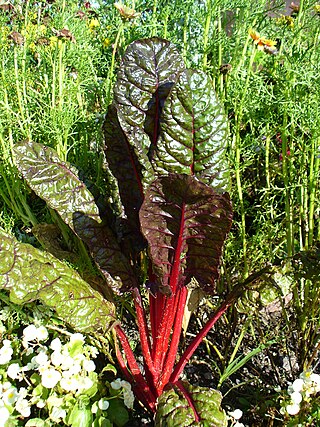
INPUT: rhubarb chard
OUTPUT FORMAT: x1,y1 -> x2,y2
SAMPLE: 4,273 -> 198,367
0,38 -> 236,425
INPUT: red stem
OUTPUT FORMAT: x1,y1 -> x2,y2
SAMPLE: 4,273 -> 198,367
115,324 -> 157,411
153,203 -> 186,372
157,286 -> 187,394
132,288 -> 157,378
153,295 -> 175,374
170,298 -> 233,384
175,380 -> 200,423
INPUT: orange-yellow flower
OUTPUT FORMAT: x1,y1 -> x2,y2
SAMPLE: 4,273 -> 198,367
249,29 -> 277,54
114,2 -> 141,20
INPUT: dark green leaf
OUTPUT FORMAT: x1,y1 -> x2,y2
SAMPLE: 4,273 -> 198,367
13,141 -> 101,230
114,37 -> 185,158
155,382 -> 227,427
107,399 -> 129,427
154,69 -> 229,191
139,174 -> 232,294
0,228 -> 115,336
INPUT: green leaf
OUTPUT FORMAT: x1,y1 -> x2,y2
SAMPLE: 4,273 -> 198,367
155,382 -> 227,427
154,69 -> 229,191
113,37 -> 185,161
107,399 -> 129,427
25,419 -> 46,427
13,141 -> 101,230
0,228 -> 115,336
67,405 -> 93,427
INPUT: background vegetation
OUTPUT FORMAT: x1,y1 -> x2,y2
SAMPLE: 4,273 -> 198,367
0,0 -> 320,425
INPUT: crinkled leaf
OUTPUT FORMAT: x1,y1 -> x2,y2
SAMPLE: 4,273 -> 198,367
114,37 -> 185,158
32,223 -> 78,263
154,69 -> 229,191
139,174 -> 232,294
73,212 -> 139,293
155,382 -> 227,427
103,104 -> 146,253
13,141 -> 101,230
0,228 -> 115,336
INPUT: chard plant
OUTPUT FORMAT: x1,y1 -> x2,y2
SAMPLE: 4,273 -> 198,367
0,37 -> 242,425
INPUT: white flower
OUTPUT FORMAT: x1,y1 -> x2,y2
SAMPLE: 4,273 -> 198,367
60,354 -> 75,370
229,409 -> 243,420
291,378 -> 304,393
98,398 -> 109,410
83,359 -> 95,372
34,351 -> 49,367
67,362 -> 82,376
0,342 -> 13,364
3,386 -> 18,405
51,350 -> 63,367
23,325 -> 38,342
18,387 -> 28,399
77,376 -> 93,391
50,407 -> 66,422
36,326 -> 48,341
50,338 -> 62,352
36,399 -> 46,408
286,403 -> 300,415
310,373 -> 320,385
7,363 -> 21,380
60,377 -> 80,392
70,333 -> 84,344
0,406 -> 10,424
92,401 -> 98,414
41,368 -> 62,388
89,346 -> 99,358
16,398 -> 31,417
290,391 -> 302,404
111,378 -> 122,390
123,388 -> 134,409
234,423 -> 245,427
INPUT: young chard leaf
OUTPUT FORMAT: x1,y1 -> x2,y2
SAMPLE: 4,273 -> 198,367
13,141 -> 101,231
139,174 -> 232,295
113,37 -> 185,159
154,69 -> 229,191
155,381 -> 227,427
0,228 -> 115,336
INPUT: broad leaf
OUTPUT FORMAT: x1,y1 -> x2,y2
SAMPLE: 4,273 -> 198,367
139,174 -> 232,294
154,69 -> 229,191
103,104 -> 146,252
73,213 -> 139,293
113,37 -> 185,158
155,382 -> 227,427
0,228 -> 115,336
13,141 -> 101,230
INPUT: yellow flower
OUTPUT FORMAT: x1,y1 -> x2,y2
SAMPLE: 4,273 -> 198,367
249,29 -> 277,55
276,14 -> 294,29
314,4 -> 320,15
103,38 -> 111,48
114,2 -> 141,20
89,18 -> 100,30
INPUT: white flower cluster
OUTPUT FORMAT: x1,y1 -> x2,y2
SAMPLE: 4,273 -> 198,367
282,370 -> 320,416
0,320 -> 134,426
228,408 -> 245,426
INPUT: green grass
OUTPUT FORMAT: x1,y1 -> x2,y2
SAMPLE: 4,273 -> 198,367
0,0 -> 320,425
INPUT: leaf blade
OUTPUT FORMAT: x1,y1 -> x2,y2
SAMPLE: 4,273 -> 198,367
139,174 -> 232,294
13,141 -> 101,230
0,228 -> 115,336
154,69 -> 229,190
